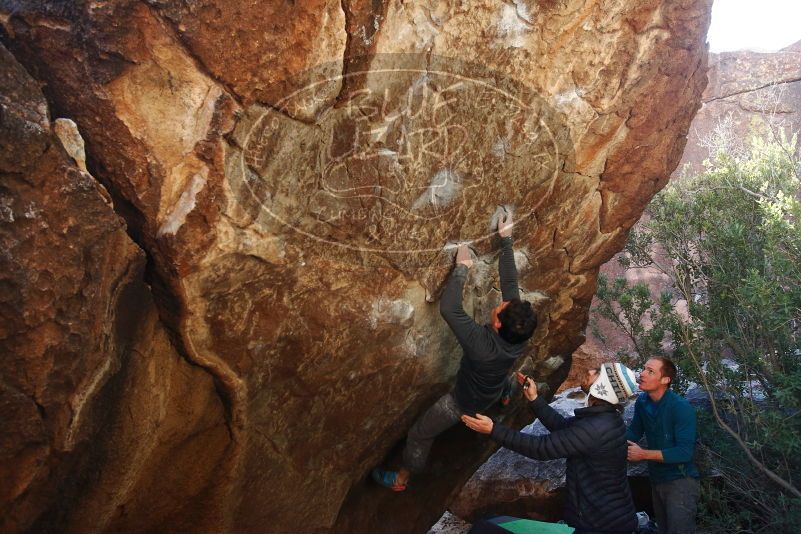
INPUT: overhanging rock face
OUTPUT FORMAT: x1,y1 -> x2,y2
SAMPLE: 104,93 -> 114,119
0,1 -> 711,532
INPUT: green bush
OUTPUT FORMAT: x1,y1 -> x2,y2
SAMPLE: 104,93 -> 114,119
592,133 -> 801,532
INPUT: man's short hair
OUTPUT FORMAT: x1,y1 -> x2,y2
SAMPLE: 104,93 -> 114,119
498,299 -> 537,344
653,356 -> 677,387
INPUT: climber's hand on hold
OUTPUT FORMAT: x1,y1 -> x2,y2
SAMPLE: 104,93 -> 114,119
456,244 -> 474,269
461,413 -> 493,434
498,209 -> 513,238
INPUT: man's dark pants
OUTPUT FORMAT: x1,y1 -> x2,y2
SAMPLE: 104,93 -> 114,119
403,392 -> 465,474
652,476 -> 700,534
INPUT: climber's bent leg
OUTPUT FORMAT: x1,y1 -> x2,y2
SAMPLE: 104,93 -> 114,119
402,392 -> 464,475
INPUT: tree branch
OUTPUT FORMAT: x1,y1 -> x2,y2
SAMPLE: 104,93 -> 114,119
679,322 -> 801,499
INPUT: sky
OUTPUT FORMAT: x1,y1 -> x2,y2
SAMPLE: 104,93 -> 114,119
708,0 -> 801,53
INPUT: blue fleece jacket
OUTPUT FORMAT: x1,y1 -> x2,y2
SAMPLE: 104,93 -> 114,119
627,390 -> 700,483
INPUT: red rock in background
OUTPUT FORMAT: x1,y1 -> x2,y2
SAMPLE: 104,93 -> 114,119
679,41 -> 801,177
583,40 -> 801,372
0,1 -> 711,532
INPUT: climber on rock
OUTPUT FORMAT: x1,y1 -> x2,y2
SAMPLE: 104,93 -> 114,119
371,209 -> 537,492
462,364 -> 639,534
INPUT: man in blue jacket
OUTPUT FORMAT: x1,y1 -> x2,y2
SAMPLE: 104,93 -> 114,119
627,357 -> 700,534
371,210 -> 537,491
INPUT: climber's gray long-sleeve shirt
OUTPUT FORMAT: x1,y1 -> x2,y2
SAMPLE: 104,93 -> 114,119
440,236 -> 527,414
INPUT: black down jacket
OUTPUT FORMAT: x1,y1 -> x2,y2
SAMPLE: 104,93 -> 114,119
490,396 -> 637,534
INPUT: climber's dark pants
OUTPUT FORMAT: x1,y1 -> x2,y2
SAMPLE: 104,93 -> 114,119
402,392 -> 464,474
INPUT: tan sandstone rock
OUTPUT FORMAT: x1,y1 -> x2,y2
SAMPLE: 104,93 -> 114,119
0,1 -> 711,532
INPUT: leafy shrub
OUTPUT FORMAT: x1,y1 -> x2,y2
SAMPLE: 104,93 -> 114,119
592,133 -> 801,532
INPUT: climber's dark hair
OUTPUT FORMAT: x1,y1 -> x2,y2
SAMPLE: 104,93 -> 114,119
498,299 -> 537,344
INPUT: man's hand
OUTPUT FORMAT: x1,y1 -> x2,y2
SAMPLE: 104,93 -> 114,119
456,244 -> 474,268
515,372 -> 538,401
627,440 -> 650,462
498,209 -> 513,238
461,413 -> 493,434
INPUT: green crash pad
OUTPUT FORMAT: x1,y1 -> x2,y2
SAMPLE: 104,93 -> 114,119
474,516 -> 575,534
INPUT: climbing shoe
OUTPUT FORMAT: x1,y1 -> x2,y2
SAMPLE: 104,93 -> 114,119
371,468 -> 407,492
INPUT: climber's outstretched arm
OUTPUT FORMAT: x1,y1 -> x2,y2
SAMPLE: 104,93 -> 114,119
497,209 -> 519,302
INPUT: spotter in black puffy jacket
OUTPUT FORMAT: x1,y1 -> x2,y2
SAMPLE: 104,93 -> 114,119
490,396 -> 637,534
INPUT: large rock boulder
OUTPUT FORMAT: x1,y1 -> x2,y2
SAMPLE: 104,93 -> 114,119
0,1 -> 711,532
